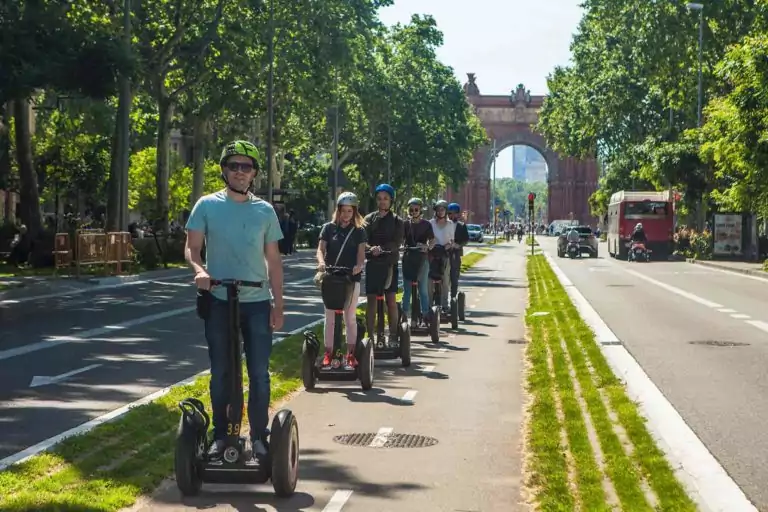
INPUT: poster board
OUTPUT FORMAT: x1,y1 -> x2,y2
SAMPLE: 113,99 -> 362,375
713,214 -> 743,256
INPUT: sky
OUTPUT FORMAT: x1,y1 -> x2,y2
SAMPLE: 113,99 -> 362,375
378,0 -> 585,179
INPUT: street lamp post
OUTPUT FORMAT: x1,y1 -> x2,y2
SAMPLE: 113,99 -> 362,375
686,2 -> 705,227
265,0 -> 275,204
491,139 -> 497,244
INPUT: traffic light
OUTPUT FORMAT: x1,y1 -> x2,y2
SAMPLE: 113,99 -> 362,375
527,192 -> 536,212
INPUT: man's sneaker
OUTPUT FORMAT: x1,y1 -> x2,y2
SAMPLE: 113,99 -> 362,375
345,353 -> 358,369
250,438 -> 269,463
322,350 -> 332,367
207,439 -> 225,461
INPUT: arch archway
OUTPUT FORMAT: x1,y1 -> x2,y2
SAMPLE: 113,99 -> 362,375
447,74 -> 598,226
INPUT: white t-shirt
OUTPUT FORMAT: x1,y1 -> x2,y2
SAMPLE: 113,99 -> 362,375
430,218 -> 456,246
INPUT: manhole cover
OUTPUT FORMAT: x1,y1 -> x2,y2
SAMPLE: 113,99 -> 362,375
508,339 -> 527,344
689,340 -> 749,347
332,433 -> 439,448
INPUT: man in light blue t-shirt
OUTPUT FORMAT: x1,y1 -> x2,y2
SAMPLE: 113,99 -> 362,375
185,140 -> 284,464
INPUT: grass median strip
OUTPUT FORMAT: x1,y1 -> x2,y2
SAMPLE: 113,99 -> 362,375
523,254 -> 696,511
0,248 -> 492,511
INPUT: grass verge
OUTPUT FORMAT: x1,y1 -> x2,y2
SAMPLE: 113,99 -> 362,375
0,248 -> 492,511
524,254 -> 695,511
525,236 -> 539,246
0,323 -> 321,512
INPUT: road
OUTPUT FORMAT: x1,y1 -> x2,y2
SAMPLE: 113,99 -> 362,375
128,243 -> 525,511
536,236 -> 768,509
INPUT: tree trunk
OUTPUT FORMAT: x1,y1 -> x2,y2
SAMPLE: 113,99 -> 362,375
13,98 -> 42,239
155,91 -> 173,233
0,104 -> 10,192
106,126 -> 121,231
191,114 -> 206,204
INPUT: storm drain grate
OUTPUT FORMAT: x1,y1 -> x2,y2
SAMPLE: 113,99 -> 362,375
333,433 -> 439,448
508,339 -> 527,345
689,340 -> 750,347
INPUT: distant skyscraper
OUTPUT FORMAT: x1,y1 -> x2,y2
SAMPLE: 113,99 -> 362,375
512,146 -> 527,181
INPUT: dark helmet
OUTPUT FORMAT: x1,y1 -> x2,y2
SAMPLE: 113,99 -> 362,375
447,202 -> 460,213
407,197 -> 423,207
433,199 -> 449,210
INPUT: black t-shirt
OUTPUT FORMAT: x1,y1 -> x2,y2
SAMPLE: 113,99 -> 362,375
364,210 -> 404,265
404,218 -> 434,247
320,222 -> 367,282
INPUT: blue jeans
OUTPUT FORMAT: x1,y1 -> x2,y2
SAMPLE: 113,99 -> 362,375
402,259 -> 430,317
204,298 -> 272,442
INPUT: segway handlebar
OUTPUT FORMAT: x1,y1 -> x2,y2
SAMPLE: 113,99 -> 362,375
322,265 -> 354,276
209,279 -> 263,288
365,248 -> 392,257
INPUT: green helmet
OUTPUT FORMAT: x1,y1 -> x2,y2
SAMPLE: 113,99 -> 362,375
407,197 -> 423,207
433,199 -> 449,210
220,140 -> 261,169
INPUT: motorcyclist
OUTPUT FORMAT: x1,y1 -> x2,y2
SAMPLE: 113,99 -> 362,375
631,223 -> 647,244
428,200 -> 456,314
447,203 -> 468,303
566,226 -> 581,244
364,184 -> 405,344
402,198 -> 434,328
316,192 -> 367,369
185,140 -> 284,463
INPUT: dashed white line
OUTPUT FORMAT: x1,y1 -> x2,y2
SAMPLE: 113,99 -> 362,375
369,427 -> 393,448
718,308 -> 737,313
622,268 -> 723,308
731,313 -> 751,319
322,490 -> 353,512
401,390 -> 418,404
746,320 -> 768,334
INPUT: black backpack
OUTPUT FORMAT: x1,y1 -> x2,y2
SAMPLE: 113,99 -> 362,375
454,221 -> 469,246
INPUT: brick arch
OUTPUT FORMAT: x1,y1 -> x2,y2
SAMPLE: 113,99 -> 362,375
447,75 -> 599,226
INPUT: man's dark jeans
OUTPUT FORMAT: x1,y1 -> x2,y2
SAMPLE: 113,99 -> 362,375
450,252 -> 461,297
204,298 -> 272,442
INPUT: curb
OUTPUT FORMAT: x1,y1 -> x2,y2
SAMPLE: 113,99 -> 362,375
687,258 -> 768,280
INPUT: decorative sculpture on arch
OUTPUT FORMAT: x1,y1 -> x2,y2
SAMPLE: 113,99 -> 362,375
510,83 -> 531,107
463,73 -> 480,96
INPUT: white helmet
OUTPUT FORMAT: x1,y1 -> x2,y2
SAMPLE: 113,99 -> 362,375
635,223 -> 643,230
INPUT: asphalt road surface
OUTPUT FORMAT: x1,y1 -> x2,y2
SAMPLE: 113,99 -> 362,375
127,244 -> 525,511
536,236 -> 768,509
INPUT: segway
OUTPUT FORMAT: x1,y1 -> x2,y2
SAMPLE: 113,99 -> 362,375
175,279 -> 299,497
366,249 -> 411,366
437,247 -> 465,330
302,266 -> 374,390
424,245 -> 448,343
403,245 -> 430,338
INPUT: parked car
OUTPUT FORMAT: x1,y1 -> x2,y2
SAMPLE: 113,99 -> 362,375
557,226 -> 598,258
467,224 -> 484,242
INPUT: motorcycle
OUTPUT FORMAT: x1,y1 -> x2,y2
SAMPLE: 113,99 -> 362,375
629,242 -> 649,262
567,241 -> 580,259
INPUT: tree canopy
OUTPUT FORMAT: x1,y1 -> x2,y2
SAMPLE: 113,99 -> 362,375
1,0 -> 486,244
537,0 -> 768,222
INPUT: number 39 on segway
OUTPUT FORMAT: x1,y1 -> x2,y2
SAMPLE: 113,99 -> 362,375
175,279 -> 299,497
302,266 -> 374,390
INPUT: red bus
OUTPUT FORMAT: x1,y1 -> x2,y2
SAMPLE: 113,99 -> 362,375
607,190 -> 674,260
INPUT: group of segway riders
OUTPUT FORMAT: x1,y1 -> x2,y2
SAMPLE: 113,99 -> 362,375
179,140 -> 472,497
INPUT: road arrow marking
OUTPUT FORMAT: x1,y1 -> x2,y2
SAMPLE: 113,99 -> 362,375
29,364 -> 102,388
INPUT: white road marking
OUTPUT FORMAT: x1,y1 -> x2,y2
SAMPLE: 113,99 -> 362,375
544,252 -> 758,512
401,390 -> 418,404
322,490 -> 353,512
437,347 -> 448,353
29,364 -> 102,388
746,320 -> 768,334
469,304 -> 477,308
731,314 -> 751,319
421,365 -> 435,374
622,268 -> 723,308
369,427 -> 393,448
718,308 -> 737,313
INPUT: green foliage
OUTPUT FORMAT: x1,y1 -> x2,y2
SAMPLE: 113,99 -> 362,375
129,147 -> 220,220
494,178 -> 548,219
674,228 -> 712,260
538,0 -> 768,223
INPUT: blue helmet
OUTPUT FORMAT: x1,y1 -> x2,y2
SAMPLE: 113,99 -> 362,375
374,183 -> 395,200
447,202 -> 461,213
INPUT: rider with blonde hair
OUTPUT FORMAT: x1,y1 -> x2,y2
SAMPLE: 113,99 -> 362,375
316,192 -> 367,368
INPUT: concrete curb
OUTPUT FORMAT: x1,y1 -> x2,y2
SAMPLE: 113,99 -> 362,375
687,258 -> 768,280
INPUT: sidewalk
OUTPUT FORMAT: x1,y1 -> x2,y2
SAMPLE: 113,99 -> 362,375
687,258 -> 767,280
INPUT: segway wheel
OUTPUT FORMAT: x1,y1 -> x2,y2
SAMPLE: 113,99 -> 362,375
174,415 -> 203,496
450,299 -> 459,330
430,307 -> 441,343
359,338 -> 375,390
301,341 -> 316,390
400,323 -> 411,367
270,410 -> 299,497
457,292 -> 466,321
